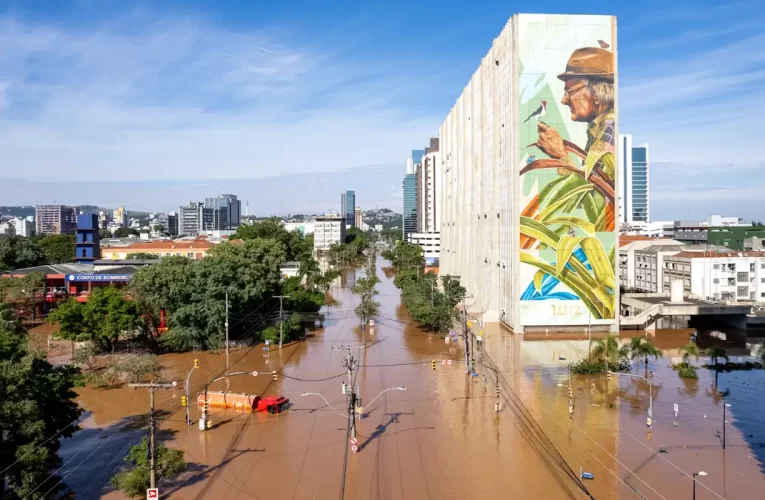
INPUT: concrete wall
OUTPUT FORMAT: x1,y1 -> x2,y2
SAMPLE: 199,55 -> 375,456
440,14 -> 618,332
440,18 -> 513,323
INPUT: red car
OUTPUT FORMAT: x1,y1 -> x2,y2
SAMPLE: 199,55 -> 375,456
255,396 -> 290,414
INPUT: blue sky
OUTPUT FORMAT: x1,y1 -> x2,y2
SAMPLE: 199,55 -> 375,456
0,0 -> 763,220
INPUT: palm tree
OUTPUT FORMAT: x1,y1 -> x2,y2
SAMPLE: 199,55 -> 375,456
679,343 -> 700,366
629,336 -> 663,378
299,258 -> 321,287
591,336 -> 631,369
705,346 -> 729,368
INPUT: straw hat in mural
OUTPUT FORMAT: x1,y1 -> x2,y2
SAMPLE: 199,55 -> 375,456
557,47 -> 614,82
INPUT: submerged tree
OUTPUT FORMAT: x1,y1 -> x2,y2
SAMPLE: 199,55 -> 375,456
590,336 -> 631,371
0,306 -> 83,499
111,438 -> 185,498
629,336 -> 663,378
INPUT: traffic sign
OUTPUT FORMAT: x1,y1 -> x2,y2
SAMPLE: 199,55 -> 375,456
349,437 -> 357,446
673,403 -> 679,413
351,445 -> 359,454
447,360 -> 453,365
147,488 -> 158,499
252,371 -> 259,377
441,360 -> 447,366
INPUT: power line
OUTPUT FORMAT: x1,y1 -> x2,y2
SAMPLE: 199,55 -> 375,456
27,304 -> 282,499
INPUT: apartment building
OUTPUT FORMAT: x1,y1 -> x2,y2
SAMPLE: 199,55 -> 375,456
663,251 -> 765,302
35,205 -> 77,235
101,239 -> 215,260
313,215 -> 346,252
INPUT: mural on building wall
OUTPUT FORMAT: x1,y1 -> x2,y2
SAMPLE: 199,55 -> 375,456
518,16 -> 617,325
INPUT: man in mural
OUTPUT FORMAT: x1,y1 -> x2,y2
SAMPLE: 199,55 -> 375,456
534,47 -> 615,181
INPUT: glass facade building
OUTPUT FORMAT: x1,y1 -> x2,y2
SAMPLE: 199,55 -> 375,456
619,134 -> 650,224
403,174 -> 417,239
341,190 -> 355,228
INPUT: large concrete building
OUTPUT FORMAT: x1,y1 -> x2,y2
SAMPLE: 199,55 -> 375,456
439,14 -> 618,332
417,138 -> 441,233
35,205 -> 77,235
314,215 -> 346,252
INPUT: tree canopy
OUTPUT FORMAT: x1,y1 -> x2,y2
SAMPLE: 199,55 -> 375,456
37,235 -> 75,265
47,286 -> 144,352
232,218 -> 311,262
0,304 -> 83,500
0,235 -> 46,271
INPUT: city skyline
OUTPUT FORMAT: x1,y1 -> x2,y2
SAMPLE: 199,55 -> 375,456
0,1 -> 763,219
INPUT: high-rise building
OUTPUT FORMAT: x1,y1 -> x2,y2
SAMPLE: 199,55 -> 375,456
417,138 -> 440,233
341,190 -> 356,228
402,152 -> 419,240
35,205 -> 77,235
113,206 -> 128,227
179,202 -> 214,236
167,212 -> 179,236
619,134 -> 650,224
204,194 -> 241,231
439,14 -> 618,332
354,207 -> 363,228
12,217 -> 34,237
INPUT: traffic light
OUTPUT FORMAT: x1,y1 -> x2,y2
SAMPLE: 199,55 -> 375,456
180,395 -> 187,407
194,359 -> 200,369
607,372 -> 612,382
272,371 -> 278,381
432,360 -> 436,370
496,386 -> 501,399
568,387 -> 573,399
203,400 -> 209,413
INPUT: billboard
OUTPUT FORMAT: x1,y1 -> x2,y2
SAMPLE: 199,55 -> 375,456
517,15 -> 617,326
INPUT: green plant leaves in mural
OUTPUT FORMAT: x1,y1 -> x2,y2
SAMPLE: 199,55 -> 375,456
537,184 -> 594,221
519,216 -> 615,319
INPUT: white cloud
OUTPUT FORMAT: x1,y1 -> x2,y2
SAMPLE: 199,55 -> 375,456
0,14 -> 440,182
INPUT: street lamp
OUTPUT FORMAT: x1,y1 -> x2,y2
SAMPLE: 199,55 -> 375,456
300,392 -> 348,418
184,358 -> 200,426
723,403 -> 731,449
692,471 -> 707,499
360,387 -> 407,416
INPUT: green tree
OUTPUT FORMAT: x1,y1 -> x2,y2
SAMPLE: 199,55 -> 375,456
705,346 -> 729,367
0,273 -> 44,320
441,275 -> 466,309
47,286 -> 143,352
281,277 -> 324,313
111,439 -> 185,498
0,235 -> 46,271
130,239 -> 287,351
127,252 -> 160,260
38,234 -> 75,264
381,241 -> 424,269
679,343 -> 700,365
114,227 -> 139,238
628,336 -> 663,378
314,269 -> 340,293
298,258 -> 321,287
591,336 -> 631,370
0,306 -> 83,500
232,217 -> 308,261
99,229 -> 113,239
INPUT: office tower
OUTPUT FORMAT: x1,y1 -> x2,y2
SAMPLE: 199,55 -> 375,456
619,134 -> 650,224
35,205 -> 77,235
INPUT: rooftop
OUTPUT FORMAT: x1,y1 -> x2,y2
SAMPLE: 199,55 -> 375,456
668,251 -> 765,259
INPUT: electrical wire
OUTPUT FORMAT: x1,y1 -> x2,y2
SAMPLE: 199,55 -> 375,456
280,372 -> 347,382
27,304 -> 282,499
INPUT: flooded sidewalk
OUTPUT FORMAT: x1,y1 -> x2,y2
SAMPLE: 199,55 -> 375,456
476,324 -> 765,499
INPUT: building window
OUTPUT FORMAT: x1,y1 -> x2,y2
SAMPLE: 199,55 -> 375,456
750,291 -> 756,300
737,286 -> 748,298
737,272 -> 749,283
713,264 -> 720,269
728,278 -> 736,286
713,278 -> 719,284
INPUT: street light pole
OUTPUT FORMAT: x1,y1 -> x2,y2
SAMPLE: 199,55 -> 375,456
129,381 -> 177,488
274,295 -> 290,348
692,471 -> 707,500
185,359 -> 200,426
723,403 -> 731,449
225,290 -> 229,372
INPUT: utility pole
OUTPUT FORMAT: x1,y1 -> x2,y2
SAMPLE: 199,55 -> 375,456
461,297 -> 471,374
225,290 -> 229,372
274,295 -> 290,348
343,346 -> 358,438
129,381 -> 177,489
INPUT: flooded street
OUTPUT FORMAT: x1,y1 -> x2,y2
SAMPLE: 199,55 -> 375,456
61,258 -> 765,499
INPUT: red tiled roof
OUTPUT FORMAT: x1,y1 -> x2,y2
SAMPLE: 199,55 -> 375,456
103,240 -> 214,251
618,235 -> 669,248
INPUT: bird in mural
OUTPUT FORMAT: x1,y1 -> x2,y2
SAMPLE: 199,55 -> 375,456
523,100 -> 547,123
567,227 -> 577,238
598,39 -> 610,49
526,155 -> 536,164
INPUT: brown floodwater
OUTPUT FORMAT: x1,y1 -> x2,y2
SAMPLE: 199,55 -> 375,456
59,258 -> 765,499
